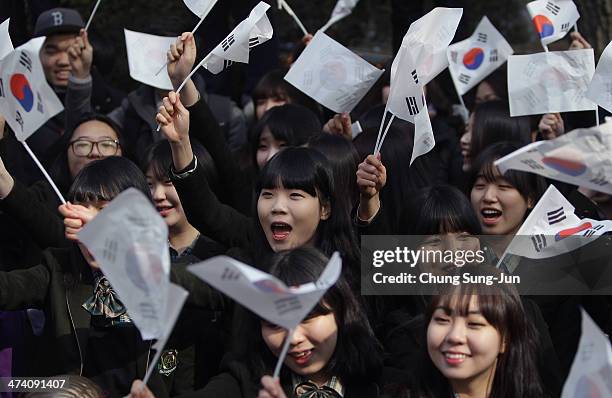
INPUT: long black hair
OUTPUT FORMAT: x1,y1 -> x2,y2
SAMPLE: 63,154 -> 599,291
252,69 -> 322,120
403,185 -> 482,236
247,103 -> 322,170
254,147 -> 360,282
141,139 -> 219,194
307,133 -> 360,212
408,265 -> 546,398
243,248 -> 383,387
469,100 -> 531,160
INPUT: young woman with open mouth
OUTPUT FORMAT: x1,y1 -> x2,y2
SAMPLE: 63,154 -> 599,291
156,92 -> 360,280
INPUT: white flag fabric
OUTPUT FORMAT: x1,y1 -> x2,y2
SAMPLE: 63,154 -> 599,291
447,16 -> 513,96
507,49 -> 595,117
188,252 -> 342,330
321,0 -> 360,32
387,45 -> 424,123
561,309 -> 612,398
585,40 -> 612,114
198,1 -> 272,75
183,0 -> 218,18
401,7 -> 463,86
124,29 -> 176,91
506,185 -> 612,259
495,122 -> 612,195
0,37 -> 63,141
527,0 -> 579,47
284,31 -> 383,113
0,18 -> 13,60
78,188 -> 171,340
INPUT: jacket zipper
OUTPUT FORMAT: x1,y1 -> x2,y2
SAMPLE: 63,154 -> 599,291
66,291 -> 84,375
144,341 -> 153,378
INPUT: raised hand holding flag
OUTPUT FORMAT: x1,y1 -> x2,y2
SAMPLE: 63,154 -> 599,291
0,37 -> 64,203
172,1 -> 273,94
377,7 -> 462,163
527,0 -> 580,50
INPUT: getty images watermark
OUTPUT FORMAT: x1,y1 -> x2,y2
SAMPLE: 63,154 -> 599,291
361,235 -> 612,295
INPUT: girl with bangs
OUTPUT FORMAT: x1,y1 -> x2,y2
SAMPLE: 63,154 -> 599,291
386,266 -> 550,398
129,248 -> 386,398
468,142 -> 547,261
0,157 -> 225,397
156,92 -> 360,279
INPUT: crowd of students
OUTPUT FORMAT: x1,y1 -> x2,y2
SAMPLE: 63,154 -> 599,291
0,4 -> 611,398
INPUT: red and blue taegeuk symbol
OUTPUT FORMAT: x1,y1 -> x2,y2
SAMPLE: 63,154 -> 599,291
542,156 -> 587,176
463,48 -> 484,70
555,222 -> 592,241
10,74 -> 34,112
533,15 -> 555,39
253,279 -> 286,294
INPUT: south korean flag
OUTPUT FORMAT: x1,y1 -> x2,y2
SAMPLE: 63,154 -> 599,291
198,1 -> 273,74
506,185 -> 612,259
527,0 -> 580,47
447,16 -> 514,96
0,37 -> 63,141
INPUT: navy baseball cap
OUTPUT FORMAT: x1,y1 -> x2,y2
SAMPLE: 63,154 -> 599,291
33,8 -> 84,37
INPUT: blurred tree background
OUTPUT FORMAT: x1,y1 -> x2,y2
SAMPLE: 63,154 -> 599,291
3,0 -> 612,91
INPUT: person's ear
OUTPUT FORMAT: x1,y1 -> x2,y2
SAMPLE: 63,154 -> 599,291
320,201 -> 331,221
527,197 -> 535,210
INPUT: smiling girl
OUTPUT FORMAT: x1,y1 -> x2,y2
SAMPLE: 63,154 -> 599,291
129,248 -> 385,398
387,266 -> 548,398
156,92 -> 360,278
468,142 -> 546,259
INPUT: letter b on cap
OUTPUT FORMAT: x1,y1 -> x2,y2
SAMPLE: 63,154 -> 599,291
51,11 -> 64,26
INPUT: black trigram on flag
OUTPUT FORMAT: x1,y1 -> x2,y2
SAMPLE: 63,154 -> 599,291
450,51 -> 458,63
589,173 -> 608,187
19,52 -> 32,72
411,69 -> 419,84
405,96 -> 420,116
103,239 -> 118,262
520,159 -> 545,170
0,78 -> 4,97
15,110 -> 24,131
546,1 -> 561,15
458,74 -> 471,85
248,37 -> 260,49
531,234 -> 547,252
221,34 -> 236,52
274,296 -> 302,315
37,92 -> 43,113
583,224 -> 605,238
561,22 -> 570,31
489,49 -> 499,63
547,207 -> 566,225
477,33 -> 488,43
221,267 -> 240,281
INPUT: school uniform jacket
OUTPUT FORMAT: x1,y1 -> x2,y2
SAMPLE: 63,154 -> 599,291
0,245 -> 225,396
176,356 -> 385,398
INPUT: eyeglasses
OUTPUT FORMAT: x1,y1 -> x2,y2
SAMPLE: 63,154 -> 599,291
69,139 -> 121,157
